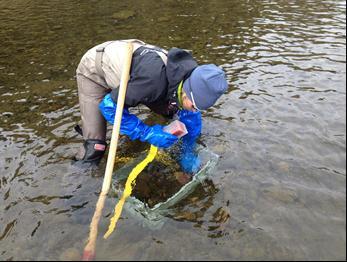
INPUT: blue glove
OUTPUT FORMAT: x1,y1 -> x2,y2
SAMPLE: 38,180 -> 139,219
177,110 -> 202,140
140,124 -> 179,148
177,110 -> 202,173
180,152 -> 201,174
99,94 -> 178,148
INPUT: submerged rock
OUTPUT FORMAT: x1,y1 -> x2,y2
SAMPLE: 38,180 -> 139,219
112,10 -> 136,21
263,186 -> 297,204
59,247 -> 81,261
277,161 -> 290,172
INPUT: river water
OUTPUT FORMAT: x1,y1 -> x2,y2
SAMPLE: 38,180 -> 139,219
0,0 -> 346,260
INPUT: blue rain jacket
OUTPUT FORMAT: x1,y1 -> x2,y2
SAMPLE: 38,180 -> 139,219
99,94 -> 178,148
100,95 -> 202,169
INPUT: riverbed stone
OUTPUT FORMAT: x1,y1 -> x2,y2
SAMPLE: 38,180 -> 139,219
112,10 -> 135,20
59,247 -> 81,261
263,186 -> 297,204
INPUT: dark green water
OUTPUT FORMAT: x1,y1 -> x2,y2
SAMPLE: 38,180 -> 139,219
0,0 -> 346,260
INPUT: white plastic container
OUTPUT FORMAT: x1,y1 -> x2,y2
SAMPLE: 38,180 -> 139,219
163,120 -> 188,138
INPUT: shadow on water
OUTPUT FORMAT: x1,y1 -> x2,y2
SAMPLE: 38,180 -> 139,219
0,0 -> 346,260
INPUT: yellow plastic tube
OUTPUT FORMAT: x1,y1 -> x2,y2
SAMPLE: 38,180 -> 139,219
104,145 -> 158,239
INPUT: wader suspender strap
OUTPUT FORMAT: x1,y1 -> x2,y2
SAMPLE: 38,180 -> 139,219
122,39 -> 168,65
95,41 -> 114,79
95,40 -> 168,79
155,50 -> 167,65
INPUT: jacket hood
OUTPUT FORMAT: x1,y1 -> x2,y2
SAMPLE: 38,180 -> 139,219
166,48 -> 198,101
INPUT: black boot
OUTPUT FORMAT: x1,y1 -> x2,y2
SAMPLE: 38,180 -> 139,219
74,139 -> 107,165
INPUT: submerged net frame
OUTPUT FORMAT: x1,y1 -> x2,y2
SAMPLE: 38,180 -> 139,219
111,145 -> 219,227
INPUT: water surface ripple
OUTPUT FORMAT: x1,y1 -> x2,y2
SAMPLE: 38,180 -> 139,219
0,0 -> 345,260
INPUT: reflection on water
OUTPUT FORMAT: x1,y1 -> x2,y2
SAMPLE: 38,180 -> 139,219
0,0 -> 346,260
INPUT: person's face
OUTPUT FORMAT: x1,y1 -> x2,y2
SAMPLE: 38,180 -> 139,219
182,91 -> 199,112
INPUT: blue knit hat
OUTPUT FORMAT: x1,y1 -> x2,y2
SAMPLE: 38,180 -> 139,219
183,64 -> 228,110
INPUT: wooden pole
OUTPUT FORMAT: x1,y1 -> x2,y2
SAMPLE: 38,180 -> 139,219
82,42 -> 133,261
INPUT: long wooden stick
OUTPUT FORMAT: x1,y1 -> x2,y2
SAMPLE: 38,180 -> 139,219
82,42 -> 134,261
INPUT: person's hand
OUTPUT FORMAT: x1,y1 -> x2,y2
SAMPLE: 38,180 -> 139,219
177,110 -> 202,173
177,110 -> 202,139
144,124 -> 179,148
179,152 -> 201,174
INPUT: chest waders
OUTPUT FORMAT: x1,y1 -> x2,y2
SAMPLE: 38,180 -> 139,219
75,40 -> 167,165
